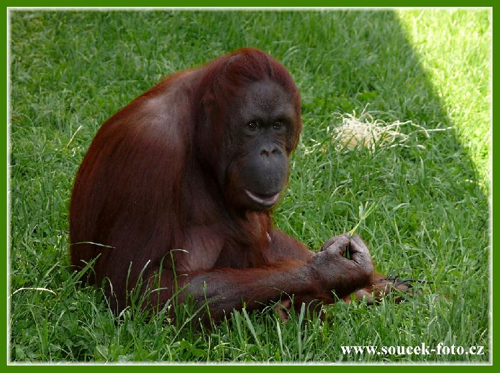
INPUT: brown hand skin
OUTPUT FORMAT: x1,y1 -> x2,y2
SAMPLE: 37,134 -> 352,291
274,233 -> 375,320
276,233 -> 414,320
309,233 -> 374,301
343,273 -> 414,305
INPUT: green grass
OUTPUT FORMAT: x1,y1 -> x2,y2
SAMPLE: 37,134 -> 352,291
399,9 -> 491,187
9,10 -> 490,363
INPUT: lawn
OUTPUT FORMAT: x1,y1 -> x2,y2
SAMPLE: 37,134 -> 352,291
9,9 -> 491,363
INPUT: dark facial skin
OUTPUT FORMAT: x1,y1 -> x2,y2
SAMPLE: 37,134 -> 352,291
225,81 -> 297,211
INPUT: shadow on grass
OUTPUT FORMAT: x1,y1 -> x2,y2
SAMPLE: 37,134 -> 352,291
9,9 -> 489,362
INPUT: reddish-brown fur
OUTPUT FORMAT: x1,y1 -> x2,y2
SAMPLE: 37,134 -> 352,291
70,48 -> 402,320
